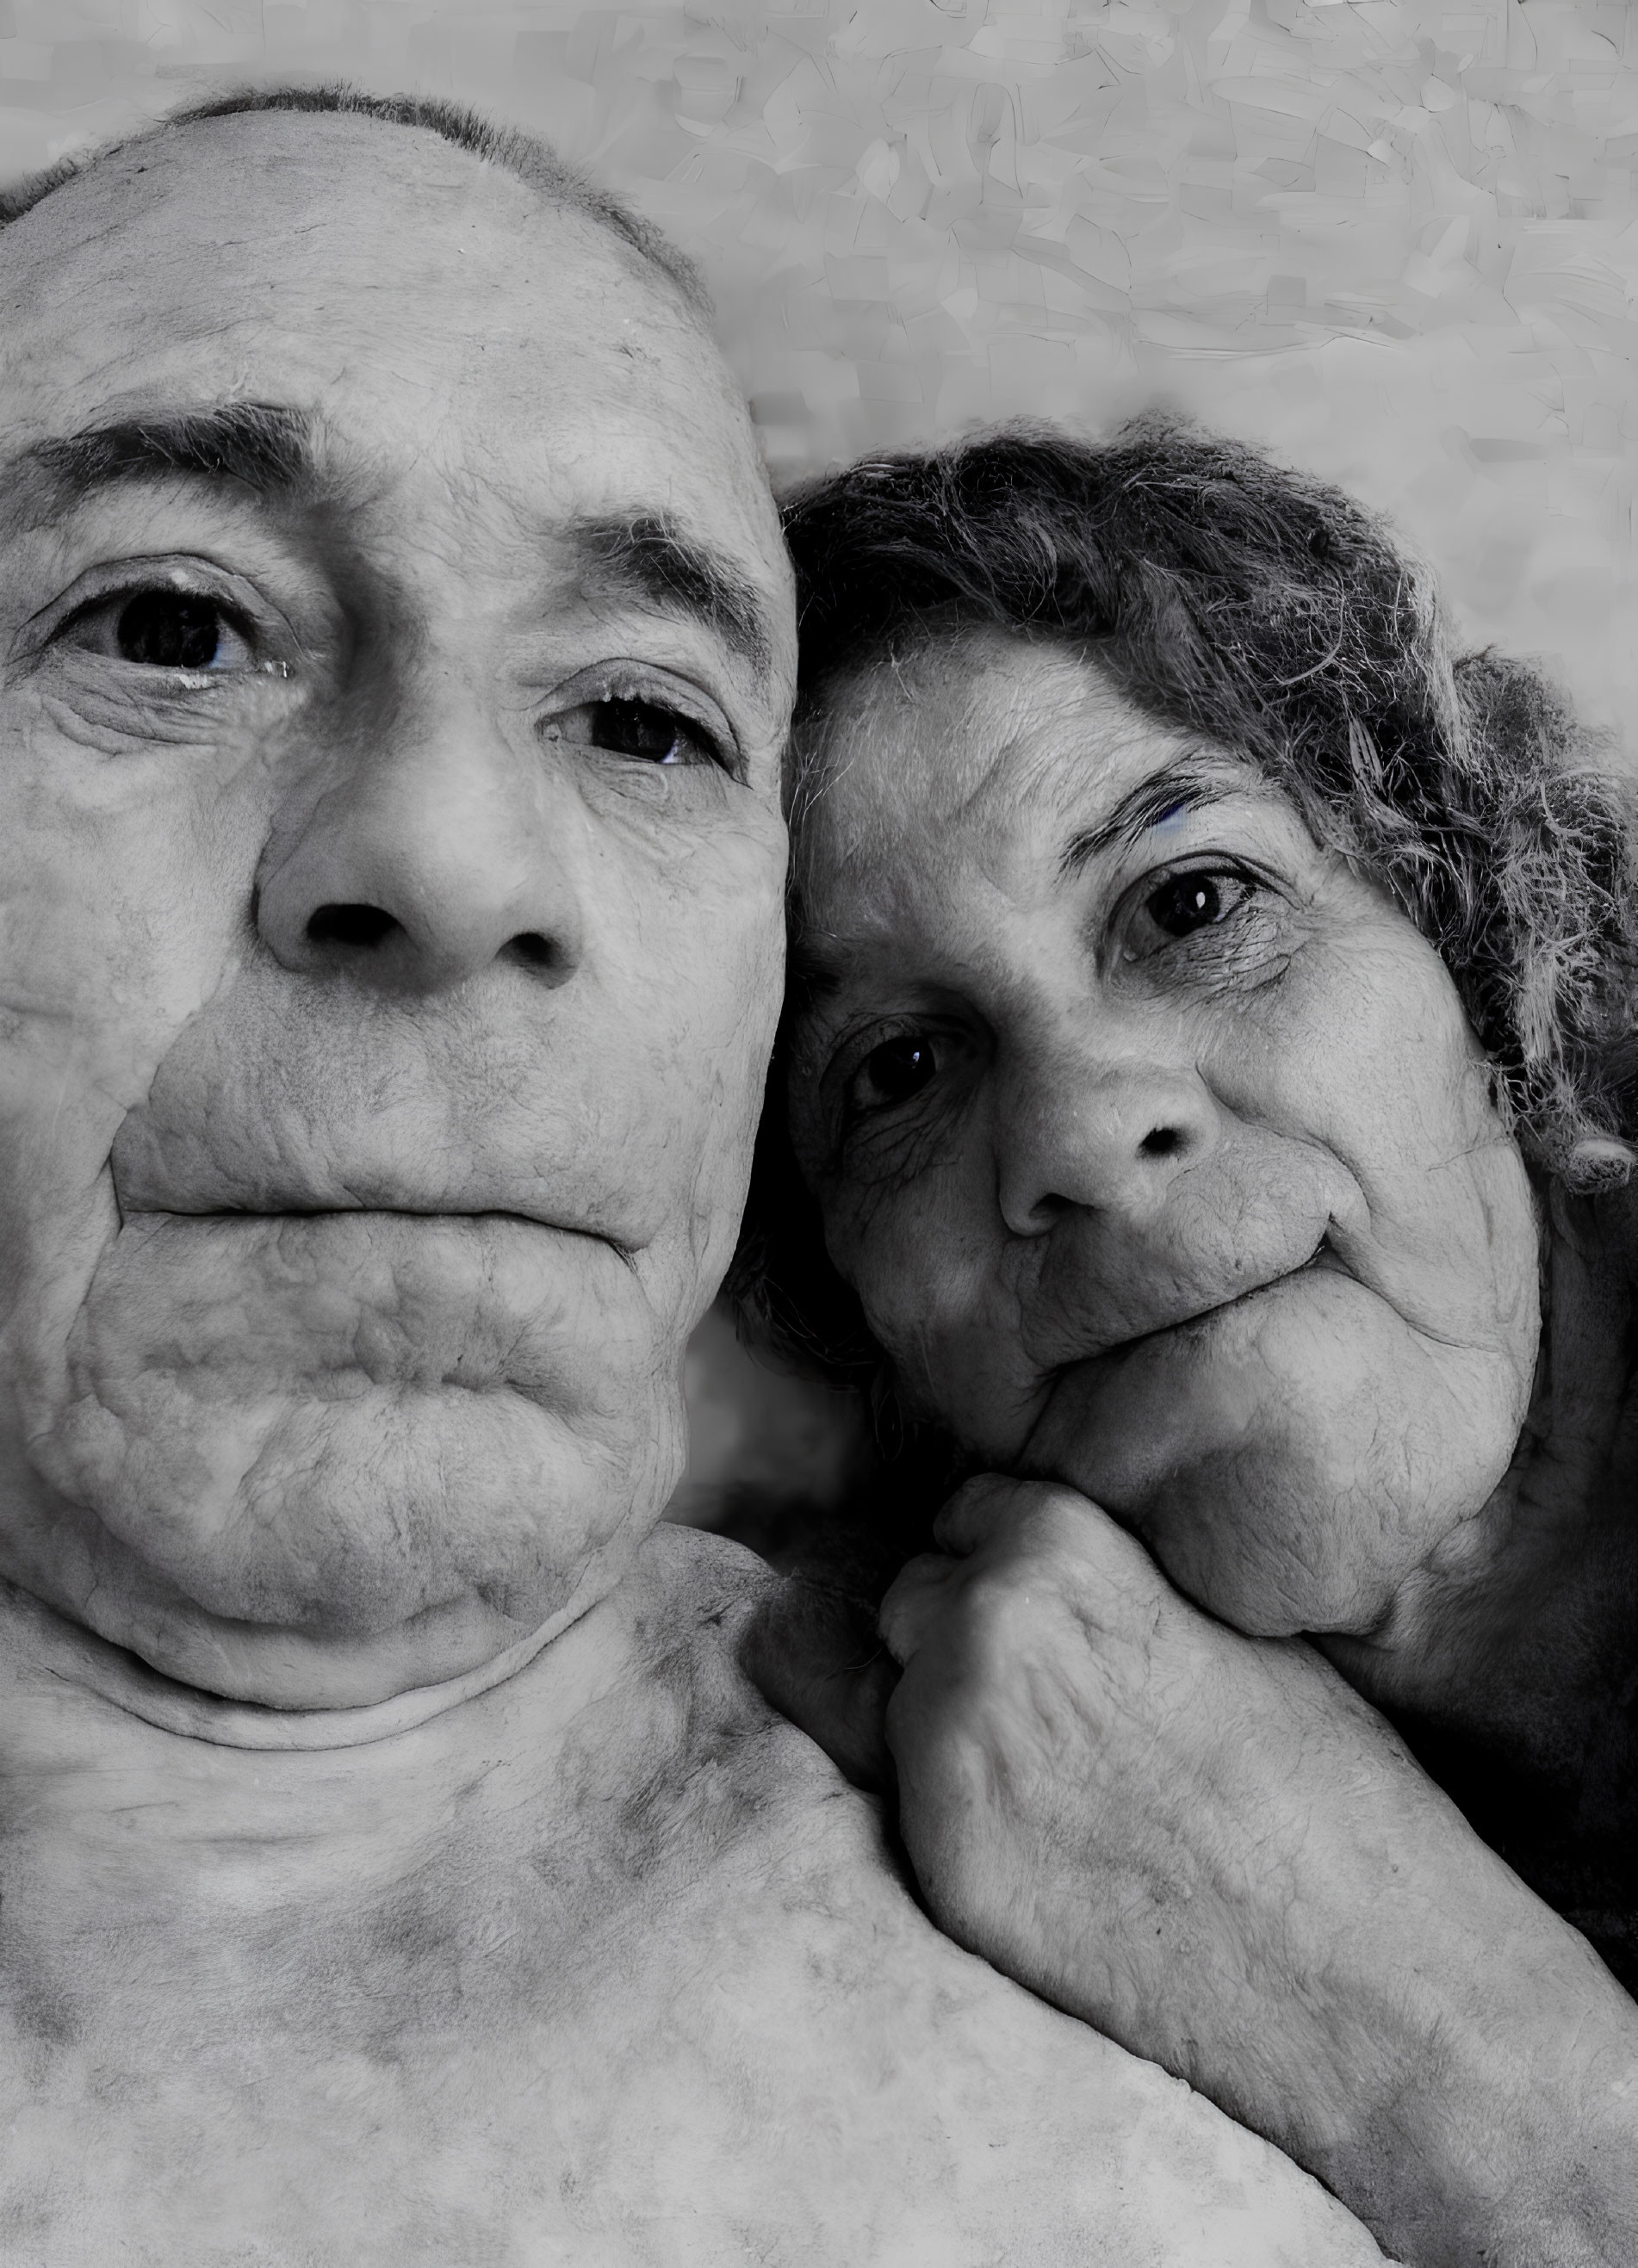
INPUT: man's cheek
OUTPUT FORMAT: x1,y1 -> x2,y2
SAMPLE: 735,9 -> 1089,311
0,895 -> 197,1113
636,889 -> 784,1250
0,881 -> 249,1385
0,796 -> 256,1261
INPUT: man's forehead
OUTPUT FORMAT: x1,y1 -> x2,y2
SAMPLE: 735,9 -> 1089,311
0,108 -> 794,673
5,113 -> 729,467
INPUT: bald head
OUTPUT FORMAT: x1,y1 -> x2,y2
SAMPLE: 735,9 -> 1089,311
0,96 -> 795,1711
0,82 -> 710,314
2,99 -> 726,429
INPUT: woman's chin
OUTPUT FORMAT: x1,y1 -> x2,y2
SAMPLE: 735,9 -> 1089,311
1016,1274 -> 1525,1638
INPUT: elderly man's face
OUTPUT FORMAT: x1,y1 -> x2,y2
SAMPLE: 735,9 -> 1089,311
0,114 -> 793,1706
788,633 -> 1541,1639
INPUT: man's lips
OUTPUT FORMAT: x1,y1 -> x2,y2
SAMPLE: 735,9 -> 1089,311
117,1201 -> 642,1268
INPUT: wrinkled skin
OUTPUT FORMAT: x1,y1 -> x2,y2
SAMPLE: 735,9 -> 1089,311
0,109 -> 791,1708
0,1524 -> 1387,2267
787,631 -> 1542,1643
768,629 -> 1638,2265
0,114 -> 1388,2265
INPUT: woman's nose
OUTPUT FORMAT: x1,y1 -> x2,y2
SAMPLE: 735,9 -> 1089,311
257,697 -> 584,994
994,1047 -> 1219,1237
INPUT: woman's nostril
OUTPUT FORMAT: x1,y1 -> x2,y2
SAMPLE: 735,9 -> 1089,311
1140,1125 -> 1182,1159
306,903 -> 400,950
505,932 -> 558,970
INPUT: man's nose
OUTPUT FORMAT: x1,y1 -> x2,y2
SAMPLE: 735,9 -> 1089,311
257,704 -> 584,994
994,1037 -> 1219,1237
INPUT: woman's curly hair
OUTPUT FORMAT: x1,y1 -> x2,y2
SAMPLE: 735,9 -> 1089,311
731,418 -> 1638,1386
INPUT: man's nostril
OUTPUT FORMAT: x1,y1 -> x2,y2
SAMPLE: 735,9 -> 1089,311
1140,1125 -> 1182,1159
505,932 -> 558,970
306,903 -> 400,950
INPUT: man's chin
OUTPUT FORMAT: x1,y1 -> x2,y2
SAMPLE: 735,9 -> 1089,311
2,1467 -> 652,1716
91,1576 -> 574,1717
1,1200 -> 687,1695
9,1370 -> 683,1708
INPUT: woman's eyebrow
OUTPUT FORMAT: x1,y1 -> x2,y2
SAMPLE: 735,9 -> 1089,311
1059,759 -> 1237,879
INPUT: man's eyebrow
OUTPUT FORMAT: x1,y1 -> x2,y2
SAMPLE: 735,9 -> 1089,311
570,513 -> 773,683
14,401 -> 315,515
1060,759 -> 1238,878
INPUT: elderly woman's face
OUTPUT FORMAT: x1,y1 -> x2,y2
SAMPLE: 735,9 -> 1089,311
787,631 -> 1542,1637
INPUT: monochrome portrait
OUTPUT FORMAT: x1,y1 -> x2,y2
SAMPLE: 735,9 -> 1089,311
0,3 -> 1632,2260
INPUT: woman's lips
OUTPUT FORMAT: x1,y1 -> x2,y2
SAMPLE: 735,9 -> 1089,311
1045,1236 -> 1342,1373
1018,1241 -> 1346,1476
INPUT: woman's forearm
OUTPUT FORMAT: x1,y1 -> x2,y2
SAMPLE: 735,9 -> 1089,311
1173,1796 -> 1638,2266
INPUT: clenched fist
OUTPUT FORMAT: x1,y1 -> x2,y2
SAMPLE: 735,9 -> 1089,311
879,1473 -> 1411,2090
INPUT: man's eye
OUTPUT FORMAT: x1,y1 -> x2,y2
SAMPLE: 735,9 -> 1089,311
847,1033 -> 940,1117
1128,869 -> 1254,951
543,693 -> 728,771
586,696 -> 715,766
63,587 -> 256,672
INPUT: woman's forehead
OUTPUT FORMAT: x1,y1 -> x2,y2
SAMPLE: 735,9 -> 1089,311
796,628 -> 1253,895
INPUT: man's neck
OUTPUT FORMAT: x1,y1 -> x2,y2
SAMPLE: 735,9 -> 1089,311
0,1547 -> 659,1921
5,1577 -> 600,1753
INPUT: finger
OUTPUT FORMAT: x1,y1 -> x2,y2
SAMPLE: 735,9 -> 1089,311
739,1577 -> 898,1796
878,1552 -> 963,1668
933,1473 -> 1104,1559
931,1473 -> 1036,1558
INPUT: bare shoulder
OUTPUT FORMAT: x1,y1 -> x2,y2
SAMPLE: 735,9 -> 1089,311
0,1529 -> 1387,2265
586,1526 -> 1387,2267
620,1516 -> 782,1649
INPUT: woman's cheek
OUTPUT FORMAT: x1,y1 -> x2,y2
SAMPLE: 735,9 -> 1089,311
838,1177 -> 1041,1456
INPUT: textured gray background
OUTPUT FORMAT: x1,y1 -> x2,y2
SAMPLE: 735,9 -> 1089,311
6,0 -> 1632,1522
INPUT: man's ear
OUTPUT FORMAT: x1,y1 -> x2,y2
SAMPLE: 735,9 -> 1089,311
738,1575 -> 899,1798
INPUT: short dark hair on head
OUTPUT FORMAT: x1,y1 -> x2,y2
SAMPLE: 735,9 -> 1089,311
0,80 -> 710,318
730,419 -> 1638,1381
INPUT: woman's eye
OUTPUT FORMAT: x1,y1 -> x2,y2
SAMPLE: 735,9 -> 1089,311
847,1033 -> 940,1116
584,696 -> 717,767
63,587 -> 256,672
1127,868 -> 1255,952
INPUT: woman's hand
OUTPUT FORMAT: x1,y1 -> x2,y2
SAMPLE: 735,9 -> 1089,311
880,1472 -> 1426,2086
749,1476 -> 1638,2267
